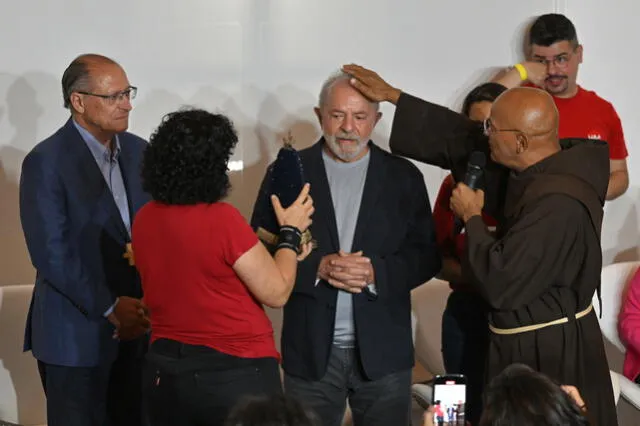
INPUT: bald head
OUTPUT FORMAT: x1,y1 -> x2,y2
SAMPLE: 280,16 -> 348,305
62,54 -> 121,109
486,87 -> 562,170
62,54 -> 133,143
492,87 -> 559,139
78,53 -> 119,67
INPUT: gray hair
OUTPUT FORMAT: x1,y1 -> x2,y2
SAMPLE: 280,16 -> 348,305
61,54 -> 119,109
317,70 -> 379,112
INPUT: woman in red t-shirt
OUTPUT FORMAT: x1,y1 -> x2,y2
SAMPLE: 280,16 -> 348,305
432,82 -> 506,425
132,109 -> 314,426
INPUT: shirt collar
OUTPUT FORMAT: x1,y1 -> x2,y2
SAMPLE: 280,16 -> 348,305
72,119 -> 121,163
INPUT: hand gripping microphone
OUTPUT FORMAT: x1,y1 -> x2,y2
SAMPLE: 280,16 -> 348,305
453,151 -> 486,236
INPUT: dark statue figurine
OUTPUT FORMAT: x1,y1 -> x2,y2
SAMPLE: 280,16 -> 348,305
254,132 -> 315,253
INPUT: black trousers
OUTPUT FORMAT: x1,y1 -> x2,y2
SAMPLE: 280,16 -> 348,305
38,338 -> 147,426
143,338 -> 282,426
441,290 -> 489,425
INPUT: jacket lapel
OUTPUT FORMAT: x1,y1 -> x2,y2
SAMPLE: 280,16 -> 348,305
117,136 -> 147,230
303,140 -> 340,252
62,119 -> 130,242
351,143 -> 385,251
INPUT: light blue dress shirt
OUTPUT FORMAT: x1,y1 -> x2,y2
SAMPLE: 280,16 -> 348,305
73,120 -> 131,317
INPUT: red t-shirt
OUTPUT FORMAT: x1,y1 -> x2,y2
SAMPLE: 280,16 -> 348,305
132,201 -> 279,360
432,174 -> 497,290
526,84 -> 628,159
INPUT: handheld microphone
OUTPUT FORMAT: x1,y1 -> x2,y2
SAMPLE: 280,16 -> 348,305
453,151 -> 486,236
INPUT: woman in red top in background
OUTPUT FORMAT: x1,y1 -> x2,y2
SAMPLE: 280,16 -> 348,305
132,109 -> 314,426
432,83 -> 506,425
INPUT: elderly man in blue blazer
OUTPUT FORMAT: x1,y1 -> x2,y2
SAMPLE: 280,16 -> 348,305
19,54 -> 151,426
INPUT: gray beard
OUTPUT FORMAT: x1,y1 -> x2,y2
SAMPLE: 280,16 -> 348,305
325,135 -> 367,161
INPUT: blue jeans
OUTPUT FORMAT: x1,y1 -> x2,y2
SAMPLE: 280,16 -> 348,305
441,290 -> 489,425
284,346 -> 412,426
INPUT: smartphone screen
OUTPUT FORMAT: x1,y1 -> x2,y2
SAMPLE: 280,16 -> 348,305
431,374 -> 466,425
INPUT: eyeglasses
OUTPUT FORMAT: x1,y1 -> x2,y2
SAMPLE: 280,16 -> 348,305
532,51 -> 573,68
483,118 -> 522,137
77,86 -> 137,105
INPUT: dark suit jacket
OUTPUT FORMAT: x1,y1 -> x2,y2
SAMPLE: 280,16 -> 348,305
251,140 -> 441,380
19,118 -> 150,367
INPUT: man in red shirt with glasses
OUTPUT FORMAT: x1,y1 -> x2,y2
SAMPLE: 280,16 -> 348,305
494,13 -> 629,200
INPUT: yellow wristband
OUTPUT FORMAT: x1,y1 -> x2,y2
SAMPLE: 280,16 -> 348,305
514,63 -> 528,81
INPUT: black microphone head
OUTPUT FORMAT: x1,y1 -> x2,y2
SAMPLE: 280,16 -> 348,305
464,151 -> 486,190
469,151 -> 486,169
454,151 -> 487,234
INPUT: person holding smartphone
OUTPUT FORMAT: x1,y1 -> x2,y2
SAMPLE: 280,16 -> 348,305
423,365 -> 590,426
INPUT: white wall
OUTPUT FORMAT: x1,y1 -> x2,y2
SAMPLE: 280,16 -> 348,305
0,0 -> 636,287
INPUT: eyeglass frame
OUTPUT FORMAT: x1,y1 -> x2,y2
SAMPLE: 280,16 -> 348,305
483,117 -> 523,137
530,49 -> 576,69
76,86 -> 138,104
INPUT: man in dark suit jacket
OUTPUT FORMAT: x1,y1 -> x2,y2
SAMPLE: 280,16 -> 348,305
251,72 -> 441,426
19,54 -> 151,426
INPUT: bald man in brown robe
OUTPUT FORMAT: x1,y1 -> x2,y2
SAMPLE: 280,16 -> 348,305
341,64 -> 617,425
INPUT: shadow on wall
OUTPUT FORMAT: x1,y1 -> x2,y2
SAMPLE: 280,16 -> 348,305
225,87 -> 282,221
132,85 -> 275,221
238,84 -> 320,218
443,66 -> 504,113
0,73 -> 59,287
511,16 -> 537,63
444,15 -> 537,111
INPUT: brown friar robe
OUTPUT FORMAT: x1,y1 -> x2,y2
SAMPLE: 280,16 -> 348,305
390,93 -> 617,425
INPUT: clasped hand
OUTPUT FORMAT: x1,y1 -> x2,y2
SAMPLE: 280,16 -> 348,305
318,250 -> 374,293
107,296 -> 151,341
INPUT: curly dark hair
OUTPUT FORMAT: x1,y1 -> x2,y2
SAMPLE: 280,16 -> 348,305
142,108 -> 238,204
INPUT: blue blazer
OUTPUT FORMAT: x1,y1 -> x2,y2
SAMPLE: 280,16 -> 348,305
20,118 -> 150,367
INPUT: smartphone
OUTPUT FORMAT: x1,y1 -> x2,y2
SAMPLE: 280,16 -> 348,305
431,374 -> 467,425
